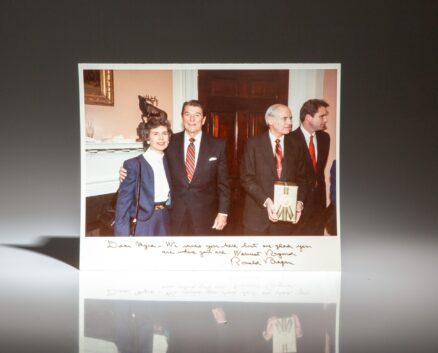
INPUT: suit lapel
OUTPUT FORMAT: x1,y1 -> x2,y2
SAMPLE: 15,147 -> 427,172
172,132 -> 189,183
138,155 -> 154,194
261,132 -> 277,179
163,155 -> 172,205
282,135 -> 291,180
315,131 -> 326,174
191,133 -> 209,183
297,128 -> 316,178
163,155 -> 172,186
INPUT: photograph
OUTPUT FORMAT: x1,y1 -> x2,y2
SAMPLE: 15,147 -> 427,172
80,64 -> 341,271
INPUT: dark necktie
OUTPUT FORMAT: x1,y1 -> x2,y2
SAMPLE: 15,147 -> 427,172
275,138 -> 283,179
186,138 -> 195,182
309,135 -> 317,171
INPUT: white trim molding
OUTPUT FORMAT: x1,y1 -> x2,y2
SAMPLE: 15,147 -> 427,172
172,70 -> 198,133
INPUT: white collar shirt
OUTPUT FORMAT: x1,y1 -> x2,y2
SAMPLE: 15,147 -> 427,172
300,125 -> 318,160
268,131 -> 285,156
143,148 -> 170,203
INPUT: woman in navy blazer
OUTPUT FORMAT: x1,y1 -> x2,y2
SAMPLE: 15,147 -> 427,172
114,116 -> 172,236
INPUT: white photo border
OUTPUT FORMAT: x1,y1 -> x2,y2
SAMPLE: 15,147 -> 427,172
79,63 -> 341,271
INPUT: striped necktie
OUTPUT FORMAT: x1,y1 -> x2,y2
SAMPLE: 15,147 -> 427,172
275,138 -> 283,179
186,137 -> 195,182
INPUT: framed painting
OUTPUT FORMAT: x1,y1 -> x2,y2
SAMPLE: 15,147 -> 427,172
84,69 -> 114,106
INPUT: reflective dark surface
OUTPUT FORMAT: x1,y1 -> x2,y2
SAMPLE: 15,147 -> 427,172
2,242 -> 438,353
1,1 -> 437,352
84,300 -> 336,353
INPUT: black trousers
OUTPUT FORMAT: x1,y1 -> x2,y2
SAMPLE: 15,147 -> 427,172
172,209 -> 213,236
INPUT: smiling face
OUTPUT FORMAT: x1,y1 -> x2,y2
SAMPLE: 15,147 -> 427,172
147,125 -> 170,152
182,105 -> 206,137
267,105 -> 293,138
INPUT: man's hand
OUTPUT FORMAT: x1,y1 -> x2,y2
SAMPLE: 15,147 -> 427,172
266,199 -> 303,223
265,198 -> 278,222
293,210 -> 302,224
119,167 -> 127,182
212,213 -> 227,230
293,201 -> 304,224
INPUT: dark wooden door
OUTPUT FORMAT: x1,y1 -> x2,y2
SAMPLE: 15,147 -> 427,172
198,70 -> 289,234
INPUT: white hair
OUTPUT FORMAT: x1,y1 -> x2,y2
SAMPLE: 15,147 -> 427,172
264,104 -> 290,125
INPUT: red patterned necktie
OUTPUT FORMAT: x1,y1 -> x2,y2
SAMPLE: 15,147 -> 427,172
275,138 -> 283,179
186,138 -> 195,182
309,135 -> 317,171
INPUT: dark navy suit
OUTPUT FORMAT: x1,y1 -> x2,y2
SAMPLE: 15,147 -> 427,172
290,128 -> 330,235
114,155 -> 171,236
165,131 -> 231,235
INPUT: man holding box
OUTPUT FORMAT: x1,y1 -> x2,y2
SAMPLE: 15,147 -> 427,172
240,104 -> 307,235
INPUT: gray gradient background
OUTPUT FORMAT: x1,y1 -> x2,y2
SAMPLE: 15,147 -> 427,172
0,1 -> 437,352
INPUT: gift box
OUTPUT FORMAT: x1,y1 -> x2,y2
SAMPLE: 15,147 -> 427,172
273,317 -> 297,353
273,182 -> 298,223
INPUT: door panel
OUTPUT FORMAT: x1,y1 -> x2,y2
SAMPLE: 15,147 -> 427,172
199,70 -> 289,234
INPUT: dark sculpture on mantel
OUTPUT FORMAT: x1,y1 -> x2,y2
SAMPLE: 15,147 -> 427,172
137,95 -> 168,142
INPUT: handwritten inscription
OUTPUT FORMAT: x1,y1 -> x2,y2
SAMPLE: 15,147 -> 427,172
135,241 -> 158,251
107,240 -> 131,249
296,244 -> 312,252
106,240 -> 312,268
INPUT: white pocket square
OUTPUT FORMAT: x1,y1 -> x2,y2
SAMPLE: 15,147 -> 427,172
209,157 -> 217,161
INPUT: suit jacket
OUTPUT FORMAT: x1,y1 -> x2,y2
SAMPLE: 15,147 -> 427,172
240,131 -> 307,233
114,155 -> 172,236
290,128 -> 330,234
165,131 -> 231,234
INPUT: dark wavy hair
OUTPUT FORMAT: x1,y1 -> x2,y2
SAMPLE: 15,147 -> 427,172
299,99 -> 329,122
181,99 -> 205,116
142,115 -> 172,149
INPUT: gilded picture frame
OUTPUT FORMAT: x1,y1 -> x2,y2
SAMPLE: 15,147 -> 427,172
84,69 -> 114,106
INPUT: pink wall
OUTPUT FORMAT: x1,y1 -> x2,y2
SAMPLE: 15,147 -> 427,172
323,69 -> 338,205
85,70 -> 173,140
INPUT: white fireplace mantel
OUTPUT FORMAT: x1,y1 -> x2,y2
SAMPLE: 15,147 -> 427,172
85,141 -> 144,197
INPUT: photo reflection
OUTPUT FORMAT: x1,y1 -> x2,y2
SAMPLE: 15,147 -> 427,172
84,299 -> 336,353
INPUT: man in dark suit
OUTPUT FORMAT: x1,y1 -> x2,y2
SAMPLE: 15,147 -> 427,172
165,100 -> 230,235
120,100 -> 230,235
240,104 -> 307,235
290,99 -> 330,235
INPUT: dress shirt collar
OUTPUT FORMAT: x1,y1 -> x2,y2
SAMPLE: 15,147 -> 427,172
300,125 -> 315,141
300,125 -> 318,159
268,130 -> 285,153
184,130 -> 202,144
